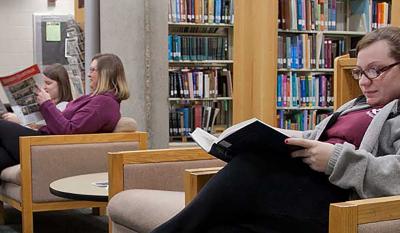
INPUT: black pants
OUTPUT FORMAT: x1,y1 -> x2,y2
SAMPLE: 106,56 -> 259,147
151,151 -> 349,233
0,120 -> 43,172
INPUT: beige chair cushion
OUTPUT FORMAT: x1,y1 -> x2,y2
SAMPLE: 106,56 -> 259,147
113,117 -> 137,132
108,189 -> 184,233
112,222 -> 138,233
1,165 -> 21,185
359,220 -> 400,233
0,182 -> 21,202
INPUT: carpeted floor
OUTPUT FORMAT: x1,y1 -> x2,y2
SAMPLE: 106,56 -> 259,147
0,205 -> 108,233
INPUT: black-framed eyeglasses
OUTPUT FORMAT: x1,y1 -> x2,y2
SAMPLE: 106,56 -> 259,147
351,61 -> 400,81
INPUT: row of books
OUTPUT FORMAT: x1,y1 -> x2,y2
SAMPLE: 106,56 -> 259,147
278,33 -> 346,69
277,73 -> 334,108
349,0 -> 391,32
169,68 -> 232,98
168,0 -> 234,24
279,0 -> 391,32
168,35 -> 229,61
370,0 -> 391,31
169,26 -> 222,34
169,100 -> 232,136
277,109 -> 331,130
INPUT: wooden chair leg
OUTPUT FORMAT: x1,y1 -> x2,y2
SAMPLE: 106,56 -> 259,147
21,208 -> 33,233
109,216 -> 113,233
92,206 -> 106,216
0,201 -> 5,224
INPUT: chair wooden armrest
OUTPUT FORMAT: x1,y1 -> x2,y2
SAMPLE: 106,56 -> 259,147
183,166 -> 400,233
184,167 -> 222,205
107,147 -> 214,199
329,195 -> 400,233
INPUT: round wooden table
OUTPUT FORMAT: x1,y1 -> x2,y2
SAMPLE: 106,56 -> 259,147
49,172 -> 108,202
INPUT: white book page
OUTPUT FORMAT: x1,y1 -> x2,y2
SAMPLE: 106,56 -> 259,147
190,128 -> 218,152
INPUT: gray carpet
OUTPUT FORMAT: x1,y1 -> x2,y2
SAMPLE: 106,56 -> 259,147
0,205 -> 108,233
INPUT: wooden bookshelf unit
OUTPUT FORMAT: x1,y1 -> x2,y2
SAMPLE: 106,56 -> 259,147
233,0 -> 400,128
167,0 -> 235,143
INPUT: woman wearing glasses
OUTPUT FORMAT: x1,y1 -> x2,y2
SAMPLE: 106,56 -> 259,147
152,27 -> 400,233
0,53 -> 129,172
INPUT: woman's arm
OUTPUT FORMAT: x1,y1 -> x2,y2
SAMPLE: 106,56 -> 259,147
2,112 -> 21,124
327,142 -> 400,199
39,95 -> 120,134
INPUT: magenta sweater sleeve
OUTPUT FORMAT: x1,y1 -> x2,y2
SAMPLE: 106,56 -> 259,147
39,94 -> 121,135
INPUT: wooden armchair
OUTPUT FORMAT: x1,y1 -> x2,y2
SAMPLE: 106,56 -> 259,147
107,148 -> 225,233
0,130 -> 147,233
185,168 -> 400,233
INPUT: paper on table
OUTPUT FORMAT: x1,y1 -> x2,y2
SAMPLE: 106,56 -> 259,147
91,180 -> 108,188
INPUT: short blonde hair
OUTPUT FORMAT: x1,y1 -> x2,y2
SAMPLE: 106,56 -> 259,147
91,53 -> 130,101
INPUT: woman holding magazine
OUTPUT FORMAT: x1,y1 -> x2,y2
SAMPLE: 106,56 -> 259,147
151,27 -> 400,233
2,63 -> 73,128
0,53 -> 129,172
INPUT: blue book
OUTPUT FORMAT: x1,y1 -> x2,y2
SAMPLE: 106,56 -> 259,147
297,0 -> 304,30
297,35 -> 303,69
302,110 -> 308,130
311,75 -> 316,106
168,35 -> 173,61
371,0 -> 377,30
291,73 -> 298,107
181,37 -> 189,61
300,76 -> 306,106
278,110 -> 285,128
215,0 -> 221,23
182,107 -> 190,135
291,36 -> 298,69
277,74 -> 283,107
330,0 -> 337,30
192,71 -> 198,98
175,0 -> 181,22
173,35 -> 178,60
176,35 -> 182,60
286,36 -> 292,68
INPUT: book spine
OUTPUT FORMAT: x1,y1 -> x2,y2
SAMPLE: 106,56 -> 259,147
277,74 -> 283,107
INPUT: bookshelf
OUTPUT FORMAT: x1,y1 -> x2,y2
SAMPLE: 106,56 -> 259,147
168,0 -> 234,142
232,0 -> 400,129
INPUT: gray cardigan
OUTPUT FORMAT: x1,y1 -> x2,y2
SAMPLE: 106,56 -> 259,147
303,97 -> 400,199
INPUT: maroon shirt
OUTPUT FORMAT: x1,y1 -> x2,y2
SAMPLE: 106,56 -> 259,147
323,108 -> 376,148
39,92 -> 121,135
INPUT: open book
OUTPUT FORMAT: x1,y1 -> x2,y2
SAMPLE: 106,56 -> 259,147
190,118 -> 304,162
0,65 -> 44,125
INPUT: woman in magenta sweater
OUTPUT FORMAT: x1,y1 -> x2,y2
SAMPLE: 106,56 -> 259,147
0,53 -> 130,171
